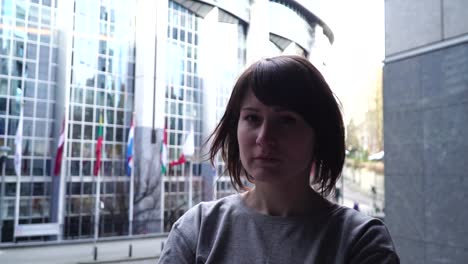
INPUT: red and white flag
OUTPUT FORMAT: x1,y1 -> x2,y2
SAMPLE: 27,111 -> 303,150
170,126 -> 194,167
53,117 -> 65,176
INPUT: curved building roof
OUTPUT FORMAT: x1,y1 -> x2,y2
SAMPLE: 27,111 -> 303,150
172,0 -> 334,44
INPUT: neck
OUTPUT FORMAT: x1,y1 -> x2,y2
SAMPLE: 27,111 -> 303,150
243,175 -> 329,217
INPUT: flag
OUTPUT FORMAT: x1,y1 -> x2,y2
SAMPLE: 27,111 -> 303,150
126,120 -> 134,176
161,128 -> 168,174
169,126 -> 194,167
53,117 -> 65,176
94,113 -> 104,176
14,104 -> 23,176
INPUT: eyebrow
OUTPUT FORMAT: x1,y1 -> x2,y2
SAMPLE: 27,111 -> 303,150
240,106 -> 291,112
240,107 -> 259,112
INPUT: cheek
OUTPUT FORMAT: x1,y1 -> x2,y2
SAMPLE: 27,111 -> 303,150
237,124 -> 255,162
287,134 -> 315,161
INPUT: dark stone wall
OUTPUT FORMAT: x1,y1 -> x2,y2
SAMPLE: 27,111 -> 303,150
384,43 -> 468,263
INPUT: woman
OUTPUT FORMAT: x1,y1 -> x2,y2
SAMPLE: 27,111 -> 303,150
158,55 -> 399,263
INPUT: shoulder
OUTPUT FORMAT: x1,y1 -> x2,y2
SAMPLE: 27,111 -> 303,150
328,205 -> 399,262
164,194 -> 241,257
330,205 -> 386,231
172,194 -> 241,234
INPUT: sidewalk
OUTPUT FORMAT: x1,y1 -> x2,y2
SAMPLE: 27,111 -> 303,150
0,235 -> 166,264
342,176 -> 385,218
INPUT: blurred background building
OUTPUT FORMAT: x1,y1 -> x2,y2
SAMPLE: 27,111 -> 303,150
384,0 -> 468,263
0,0 -> 333,244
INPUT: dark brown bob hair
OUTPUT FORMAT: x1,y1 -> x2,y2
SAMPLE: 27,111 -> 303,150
208,55 -> 345,196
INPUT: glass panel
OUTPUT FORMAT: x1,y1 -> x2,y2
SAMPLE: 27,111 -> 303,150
70,197 -> 80,214
105,182 -> 114,194
0,38 -> 11,56
73,87 -> 83,103
84,107 -> 93,122
5,182 -> 16,196
83,142 -> 92,158
71,142 -> 80,157
104,144 -> 113,159
32,198 -> 45,217
82,160 -> 91,176
24,81 -> 35,98
72,124 -> 81,139
32,159 -> 44,175
106,110 -> 114,124
73,105 -> 82,121
82,197 -> 93,214
105,127 -> 113,141
8,119 -> 18,135
0,79 -> 8,95
14,40 -> 24,57
71,160 -> 80,176
97,91 -> 105,105
23,100 -> 34,117
0,98 -> 6,115
85,89 -> 94,104
83,182 -> 93,194
115,144 -> 123,159
71,182 -> 81,195
20,182 -> 31,195
115,127 -> 123,141
104,161 -> 112,175
33,140 -> 46,156
34,120 -> 46,137
84,125 -> 92,140
36,101 -> 47,118
116,111 -> 123,125
20,199 -> 31,217
33,182 -> 44,196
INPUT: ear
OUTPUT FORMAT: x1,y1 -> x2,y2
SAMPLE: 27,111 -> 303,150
310,160 -> 316,176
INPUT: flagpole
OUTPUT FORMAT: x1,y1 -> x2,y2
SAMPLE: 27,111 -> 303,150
13,99 -> 24,240
188,124 -> 193,209
188,159 -> 193,209
13,165 -> 21,240
57,108 -> 68,241
160,128 -> 167,232
128,114 -> 135,236
129,162 -> 134,236
93,167 -> 101,256
93,111 -> 103,259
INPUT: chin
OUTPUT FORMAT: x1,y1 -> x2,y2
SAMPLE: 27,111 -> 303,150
249,167 -> 286,182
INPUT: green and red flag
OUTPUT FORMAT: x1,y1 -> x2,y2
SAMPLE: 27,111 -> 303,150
94,112 -> 104,176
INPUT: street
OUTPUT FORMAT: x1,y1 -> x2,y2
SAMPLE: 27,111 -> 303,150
0,236 -> 165,264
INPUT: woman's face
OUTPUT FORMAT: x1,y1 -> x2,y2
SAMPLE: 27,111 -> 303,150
237,89 -> 315,185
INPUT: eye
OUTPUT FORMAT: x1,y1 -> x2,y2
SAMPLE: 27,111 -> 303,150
244,114 -> 260,123
279,115 -> 297,125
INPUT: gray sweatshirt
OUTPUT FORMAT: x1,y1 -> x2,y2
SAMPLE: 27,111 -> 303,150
158,194 -> 399,264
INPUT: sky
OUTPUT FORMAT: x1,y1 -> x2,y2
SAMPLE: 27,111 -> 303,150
319,0 -> 385,125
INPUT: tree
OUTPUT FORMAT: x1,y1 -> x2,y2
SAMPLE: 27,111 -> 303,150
346,118 -> 360,153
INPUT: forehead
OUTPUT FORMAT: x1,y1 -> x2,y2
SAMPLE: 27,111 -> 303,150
240,89 -> 290,112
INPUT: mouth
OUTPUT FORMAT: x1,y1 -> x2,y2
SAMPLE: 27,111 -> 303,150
253,156 -> 281,162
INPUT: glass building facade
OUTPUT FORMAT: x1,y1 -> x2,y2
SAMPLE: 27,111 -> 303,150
64,0 -> 136,239
0,0 -> 58,242
0,0 -> 332,244
163,1 -> 203,231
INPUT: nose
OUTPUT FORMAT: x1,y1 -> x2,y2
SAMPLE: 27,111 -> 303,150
255,120 -> 277,147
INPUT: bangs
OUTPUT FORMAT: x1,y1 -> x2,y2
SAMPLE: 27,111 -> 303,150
245,57 -> 326,126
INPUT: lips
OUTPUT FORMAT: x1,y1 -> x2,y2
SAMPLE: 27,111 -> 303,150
253,156 -> 281,162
